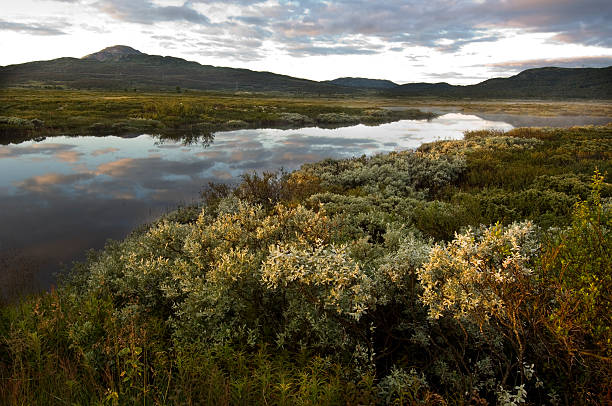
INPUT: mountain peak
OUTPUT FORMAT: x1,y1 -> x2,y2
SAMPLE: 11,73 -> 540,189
82,45 -> 143,62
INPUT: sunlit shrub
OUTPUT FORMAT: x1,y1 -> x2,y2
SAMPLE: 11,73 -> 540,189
418,221 -> 538,322
262,238 -> 372,320
418,133 -> 543,157
417,221 -> 541,398
302,151 -> 466,198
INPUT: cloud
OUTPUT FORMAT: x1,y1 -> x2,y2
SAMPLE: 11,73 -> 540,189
186,35 -> 267,61
424,72 -> 488,82
91,147 -> 119,156
80,23 -> 110,34
95,0 -> 210,25
0,20 -> 67,36
0,143 -> 77,159
55,150 -> 83,163
5,0 -> 612,68
213,0 -> 611,53
17,0 -> 605,66
478,0 -> 612,47
95,156 -> 215,183
435,35 -> 501,53
15,173 -> 95,193
286,45 -> 380,57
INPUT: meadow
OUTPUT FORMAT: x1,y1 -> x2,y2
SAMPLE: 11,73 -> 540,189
3,89 -> 611,143
0,89 -> 437,144
1,121 -> 610,404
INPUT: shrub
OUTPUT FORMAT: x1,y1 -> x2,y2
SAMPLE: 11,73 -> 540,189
417,221 -> 541,394
537,171 -> 612,402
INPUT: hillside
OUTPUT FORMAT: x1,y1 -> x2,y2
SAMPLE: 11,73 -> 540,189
0,46 -> 351,94
324,77 -> 399,89
388,66 -> 612,99
1,46 -> 610,97
82,45 -> 144,61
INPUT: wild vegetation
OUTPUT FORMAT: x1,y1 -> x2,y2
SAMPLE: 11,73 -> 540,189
1,125 -> 611,405
0,89 -> 434,144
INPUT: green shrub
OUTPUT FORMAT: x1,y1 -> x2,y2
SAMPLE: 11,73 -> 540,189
3,126 -> 611,404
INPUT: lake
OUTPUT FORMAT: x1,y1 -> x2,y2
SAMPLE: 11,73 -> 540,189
0,112 -> 607,290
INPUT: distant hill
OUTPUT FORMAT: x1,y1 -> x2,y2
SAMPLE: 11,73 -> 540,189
1,46 -> 610,98
0,46 -> 352,94
324,77 -> 398,89
82,45 -> 144,62
388,67 -> 612,99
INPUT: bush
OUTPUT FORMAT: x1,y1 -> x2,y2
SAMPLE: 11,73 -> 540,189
3,126 -> 611,404
537,171 -> 612,402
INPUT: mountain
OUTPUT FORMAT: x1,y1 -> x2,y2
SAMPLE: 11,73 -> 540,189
388,67 -> 612,99
82,45 -> 143,62
324,77 -> 398,89
0,46 -> 610,98
0,46 -> 352,94
389,82 -> 455,95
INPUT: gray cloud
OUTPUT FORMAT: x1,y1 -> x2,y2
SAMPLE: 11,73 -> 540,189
96,0 -> 210,25
80,23 -> 110,34
435,35 -> 501,53
88,0 -> 611,61
0,20 -> 67,35
286,45 -> 380,57
425,71 -> 489,82
480,0 -> 612,47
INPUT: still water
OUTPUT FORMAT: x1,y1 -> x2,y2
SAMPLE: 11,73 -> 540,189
0,112 -> 604,288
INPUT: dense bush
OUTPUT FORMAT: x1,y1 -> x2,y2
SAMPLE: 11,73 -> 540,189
2,126 -> 611,404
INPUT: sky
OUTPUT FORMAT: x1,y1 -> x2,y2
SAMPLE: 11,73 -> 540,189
0,0 -> 611,84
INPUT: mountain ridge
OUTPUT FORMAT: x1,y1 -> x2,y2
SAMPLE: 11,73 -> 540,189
386,66 -> 612,99
324,77 -> 399,89
1,46 -> 610,98
0,46 -> 350,94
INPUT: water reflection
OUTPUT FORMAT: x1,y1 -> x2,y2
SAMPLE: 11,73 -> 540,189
1,113 -> 515,288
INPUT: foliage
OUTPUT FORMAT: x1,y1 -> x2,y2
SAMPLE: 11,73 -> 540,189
535,171 -> 612,401
2,126 -> 612,404
418,221 -> 538,323
0,89 -> 435,143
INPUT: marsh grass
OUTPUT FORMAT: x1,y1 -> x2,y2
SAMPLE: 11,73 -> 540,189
0,248 -> 41,305
0,89 -> 435,143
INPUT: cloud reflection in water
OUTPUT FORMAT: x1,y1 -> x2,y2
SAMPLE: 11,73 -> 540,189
1,114 -> 514,287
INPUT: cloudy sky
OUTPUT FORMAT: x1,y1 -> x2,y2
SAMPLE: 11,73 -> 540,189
1,0 -> 611,84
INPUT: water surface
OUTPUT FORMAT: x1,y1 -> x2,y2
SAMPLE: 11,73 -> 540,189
0,112 -> 542,289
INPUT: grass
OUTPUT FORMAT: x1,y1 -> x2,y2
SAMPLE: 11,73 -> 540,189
0,89 -> 436,143
3,89 -> 611,145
